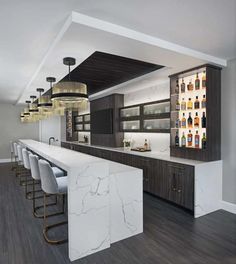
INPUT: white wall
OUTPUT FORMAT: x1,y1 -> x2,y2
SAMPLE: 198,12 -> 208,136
39,115 -> 61,146
124,80 -> 170,151
221,58 -> 236,205
0,103 -> 39,160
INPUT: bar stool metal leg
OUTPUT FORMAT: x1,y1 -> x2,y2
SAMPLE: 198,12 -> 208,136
43,193 -> 68,244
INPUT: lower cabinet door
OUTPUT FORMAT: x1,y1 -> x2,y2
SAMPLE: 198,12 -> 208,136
167,163 -> 194,211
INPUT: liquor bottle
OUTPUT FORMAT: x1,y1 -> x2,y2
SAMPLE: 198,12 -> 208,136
195,73 -> 200,90
181,98 -> 186,110
176,99 -> 180,111
187,130 -> 193,147
194,96 -> 200,109
187,98 -> 193,109
187,80 -> 194,91
175,79 -> 179,94
181,132 -> 186,147
144,139 -> 148,150
175,118 -> 180,128
181,78 -> 185,93
201,94 -> 206,108
194,112 -> 199,128
188,113 -> 193,128
181,113 -> 186,128
202,71 -> 206,88
175,131 -> 179,147
202,133 -> 207,149
202,112 -> 206,128
195,130 -> 200,148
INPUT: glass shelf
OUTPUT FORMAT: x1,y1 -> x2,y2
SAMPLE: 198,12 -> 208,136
121,120 -> 140,131
144,102 -> 170,115
120,106 -> 140,118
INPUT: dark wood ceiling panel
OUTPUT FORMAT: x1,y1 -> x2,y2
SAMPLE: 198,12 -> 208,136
60,51 -> 164,95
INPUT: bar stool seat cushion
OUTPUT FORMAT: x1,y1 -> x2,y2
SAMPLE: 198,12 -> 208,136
52,167 -> 64,178
57,177 -> 68,193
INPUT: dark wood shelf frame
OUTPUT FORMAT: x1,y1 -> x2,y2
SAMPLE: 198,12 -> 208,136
74,113 -> 91,132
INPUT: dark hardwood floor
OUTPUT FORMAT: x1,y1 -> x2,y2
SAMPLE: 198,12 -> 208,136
0,163 -> 235,264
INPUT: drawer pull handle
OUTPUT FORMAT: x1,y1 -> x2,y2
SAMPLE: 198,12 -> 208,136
177,189 -> 182,193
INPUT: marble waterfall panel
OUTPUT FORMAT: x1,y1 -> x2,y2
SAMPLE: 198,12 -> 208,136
109,164 -> 143,243
68,161 -> 110,261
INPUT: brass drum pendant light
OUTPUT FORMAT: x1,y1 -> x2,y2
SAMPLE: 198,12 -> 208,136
51,57 -> 88,106
29,95 -> 39,113
37,88 -> 52,108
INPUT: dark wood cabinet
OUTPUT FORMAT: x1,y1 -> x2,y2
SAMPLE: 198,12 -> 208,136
62,142 -> 195,211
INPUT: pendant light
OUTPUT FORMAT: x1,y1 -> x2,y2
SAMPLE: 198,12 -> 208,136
23,100 -> 31,116
51,57 -> 88,107
37,88 -> 52,108
46,77 -> 65,116
29,95 -> 39,113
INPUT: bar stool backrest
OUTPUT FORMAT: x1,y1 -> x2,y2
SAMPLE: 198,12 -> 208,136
10,141 -> 14,153
22,148 -> 31,170
17,145 -> 23,162
38,159 -> 58,194
13,142 -> 18,157
29,154 -> 40,180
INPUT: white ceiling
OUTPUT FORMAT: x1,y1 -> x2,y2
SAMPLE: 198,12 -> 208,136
0,0 -> 235,104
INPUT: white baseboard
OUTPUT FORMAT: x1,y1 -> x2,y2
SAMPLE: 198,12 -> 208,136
0,158 -> 11,163
221,200 -> 236,214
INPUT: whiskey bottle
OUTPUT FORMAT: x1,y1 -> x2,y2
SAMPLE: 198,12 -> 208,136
175,131 -> 179,147
175,79 -> 179,94
202,133 -> 207,149
194,96 -> 200,109
195,73 -> 200,90
202,112 -> 206,128
187,98 -> 193,109
176,99 -> 180,111
201,95 -> 206,108
181,78 -> 185,93
181,98 -> 186,110
187,80 -> 194,91
181,113 -> 186,128
181,132 -> 186,147
144,139 -> 148,150
187,130 -> 193,147
195,130 -> 200,148
194,112 -> 199,128
202,71 -> 206,88
188,113 -> 193,128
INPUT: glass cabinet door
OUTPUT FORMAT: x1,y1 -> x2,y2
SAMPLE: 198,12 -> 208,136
120,106 -> 140,118
121,120 -> 140,131
84,114 -> 90,122
75,116 -> 83,123
75,124 -> 83,131
143,101 -> 170,115
143,118 -> 170,131
84,124 -> 90,131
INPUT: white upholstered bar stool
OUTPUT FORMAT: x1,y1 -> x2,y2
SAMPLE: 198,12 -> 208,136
29,154 -> 63,218
22,148 -> 42,200
16,144 -> 28,185
13,142 -> 19,176
38,159 -> 68,244
10,141 -> 15,170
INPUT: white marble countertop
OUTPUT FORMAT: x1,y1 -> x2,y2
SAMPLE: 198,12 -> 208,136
63,141 -> 206,166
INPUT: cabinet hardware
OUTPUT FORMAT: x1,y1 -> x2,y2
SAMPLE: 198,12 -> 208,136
177,189 -> 182,193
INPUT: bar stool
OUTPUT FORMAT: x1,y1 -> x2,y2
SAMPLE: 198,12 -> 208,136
38,159 -> 68,244
13,142 -> 19,176
10,141 -> 15,170
29,154 -> 63,218
16,144 -> 28,185
22,148 -> 42,200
